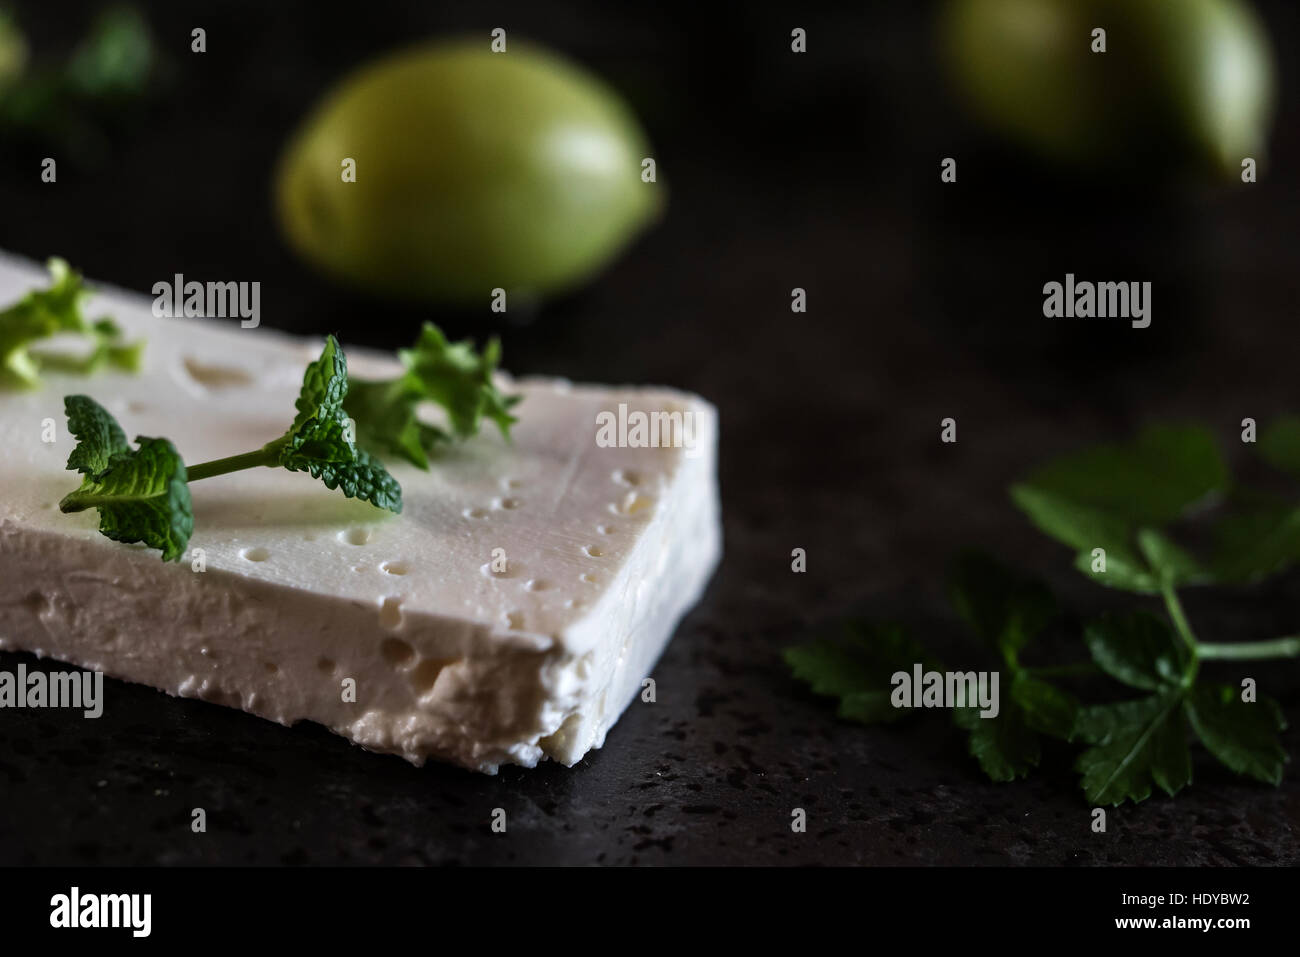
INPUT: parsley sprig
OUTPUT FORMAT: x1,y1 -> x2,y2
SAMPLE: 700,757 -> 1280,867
344,322 -> 520,469
787,423 -> 1298,805
60,335 -> 401,561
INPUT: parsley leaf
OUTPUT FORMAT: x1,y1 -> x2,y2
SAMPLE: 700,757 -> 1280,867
784,622 -> 940,725
948,553 -> 1077,781
1083,612 -> 1192,691
1075,691 -> 1192,805
1011,425 -> 1226,593
0,258 -> 141,388
59,397 -> 192,562
1185,685 -> 1288,786
346,322 -> 521,469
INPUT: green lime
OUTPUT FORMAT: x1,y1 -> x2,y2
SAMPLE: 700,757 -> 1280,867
939,0 -> 1275,178
275,38 -> 661,304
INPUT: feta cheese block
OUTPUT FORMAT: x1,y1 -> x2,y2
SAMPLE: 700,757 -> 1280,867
0,253 -> 721,773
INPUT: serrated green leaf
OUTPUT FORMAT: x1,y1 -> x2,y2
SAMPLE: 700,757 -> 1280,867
1185,685 -> 1288,786
279,446 -> 403,513
1083,613 -> 1191,691
0,259 -> 141,388
948,550 -> 1055,666
397,322 -> 520,440
1010,485 -> 1142,568
64,394 -> 128,475
1016,424 -> 1227,526
784,622 -> 939,725
59,435 -> 192,562
953,698 -> 1041,781
345,377 -> 449,470
273,335 -> 402,513
1075,692 -> 1191,805
1011,672 -> 1078,740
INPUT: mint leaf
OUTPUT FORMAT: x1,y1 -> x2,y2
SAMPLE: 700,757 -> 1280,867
59,428 -> 192,563
1075,692 -> 1191,805
270,335 -> 402,512
948,550 -> 1055,666
64,393 -> 128,474
1185,685 -> 1288,786
784,622 -> 939,725
1083,613 -> 1192,691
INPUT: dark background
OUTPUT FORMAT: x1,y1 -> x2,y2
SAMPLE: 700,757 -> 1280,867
0,0 -> 1298,865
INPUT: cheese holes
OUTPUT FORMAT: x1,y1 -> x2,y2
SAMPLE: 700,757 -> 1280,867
339,527 -> 371,546
411,657 -> 457,695
611,469 -> 641,487
182,356 -> 254,388
524,579 -> 548,592
317,657 -> 337,674
240,547 -> 270,562
380,561 -> 409,575
463,507 -> 487,519
380,635 -> 414,667
493,497 -> 521,510
582,544 -> 603,558
504,611 -> 524,630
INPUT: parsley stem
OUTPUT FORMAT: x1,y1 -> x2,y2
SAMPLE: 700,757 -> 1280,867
187,447 -> 277,482
1198,636 -> 1300,660
1161,584 -> 1198,652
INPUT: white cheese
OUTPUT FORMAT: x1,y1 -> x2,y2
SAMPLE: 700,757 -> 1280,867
0,253 -> 721,773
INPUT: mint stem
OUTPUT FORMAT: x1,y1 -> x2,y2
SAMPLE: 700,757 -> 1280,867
187,447 -> 277,482
1197,636 -> 1300,660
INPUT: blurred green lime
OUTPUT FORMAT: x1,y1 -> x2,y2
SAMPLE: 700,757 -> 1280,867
275,38 -> 661,305
0,9 -> 28,89
939,0 -> 1275,178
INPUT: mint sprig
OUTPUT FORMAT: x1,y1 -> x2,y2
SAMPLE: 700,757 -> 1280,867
0,258 -> 141,388
61,336 -> 402,561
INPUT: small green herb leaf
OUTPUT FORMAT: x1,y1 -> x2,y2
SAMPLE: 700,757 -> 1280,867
59,419 -> 192,563
0,258 -> 141,388
948,550 -> 1055,666
64,393 -> 129,474
784,622 -> 939,725
271,335 -> 402,512
345,323 -> 521,469
1010,672 -> 1078,741
953,700 -> 1041,782
1185,685 -> 1288,786
1075,692 -> 1191,805
1083,613 -> 1191,692
1015,424 -> 1227,527
345,377 -> 448,470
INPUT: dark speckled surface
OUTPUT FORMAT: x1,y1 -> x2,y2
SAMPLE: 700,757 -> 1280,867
1,0 -> 1299,865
